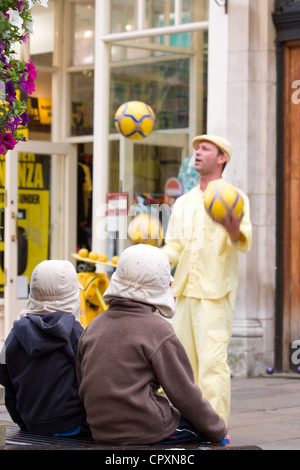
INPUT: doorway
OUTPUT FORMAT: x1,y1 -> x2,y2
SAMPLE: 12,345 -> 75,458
2,141 -> 77,338
279,40 -> 300,371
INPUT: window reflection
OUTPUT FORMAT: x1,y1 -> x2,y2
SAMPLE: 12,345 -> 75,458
30,0 -> 55,67
71,71 -> 94,136
71,2 -> 95,66
110,0 -> 208,34
111,0 -> 136,33
26,1 -> 55,140
20,71 -> 52,142
110,58 -> 190,132
145,0 -> 175,29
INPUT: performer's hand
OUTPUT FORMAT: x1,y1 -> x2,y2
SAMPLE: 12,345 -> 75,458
213,212 -> 244,243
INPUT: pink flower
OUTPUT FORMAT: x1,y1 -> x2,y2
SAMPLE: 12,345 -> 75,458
1,132 -> 18,151
25,60 -> 36,94
26,60 -> 37,79
26,77 -> 35,94
18,60 -> 37,94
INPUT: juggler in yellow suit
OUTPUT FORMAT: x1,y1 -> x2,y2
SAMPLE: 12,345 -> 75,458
162,137 -> 252,425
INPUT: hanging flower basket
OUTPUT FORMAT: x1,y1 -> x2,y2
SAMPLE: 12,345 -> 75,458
0,0 -> 48,156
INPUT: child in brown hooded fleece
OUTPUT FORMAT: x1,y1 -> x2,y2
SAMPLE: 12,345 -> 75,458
76,244 -> 228,446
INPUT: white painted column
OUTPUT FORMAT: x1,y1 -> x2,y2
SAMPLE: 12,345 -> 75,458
92,0 -> 110,256
225,0 -> 276,376
206,1 -> 228,137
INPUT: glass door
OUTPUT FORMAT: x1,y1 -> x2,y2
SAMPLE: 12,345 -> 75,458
3,141 -> 77,337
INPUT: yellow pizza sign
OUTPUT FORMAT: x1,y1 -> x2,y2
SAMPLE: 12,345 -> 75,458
0,153 -> 50,295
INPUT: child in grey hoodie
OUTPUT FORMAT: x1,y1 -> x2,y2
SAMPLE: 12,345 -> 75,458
0,260 -> 87,436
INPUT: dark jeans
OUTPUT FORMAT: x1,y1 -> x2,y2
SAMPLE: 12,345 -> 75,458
153,416 -> 208,445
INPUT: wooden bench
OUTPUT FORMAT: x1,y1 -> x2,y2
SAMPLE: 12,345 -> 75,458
1,422 -> 262,452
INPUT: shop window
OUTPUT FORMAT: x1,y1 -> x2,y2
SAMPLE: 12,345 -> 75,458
105,1 -> 209,253
111,0 -> 137,34
145,0 -> 175,29
16,0 -> 56,141
77,142 -> 93,251
187,0 -> 209,21
110,57 -> 191,132
30,1 -> 55,67
70,71 -> 94,136
108,25 -> 208,223
133,144 -> 182,195
109,141 -> 120,194
20,72 -> 52,142
110,0 -> 208,35
70,1 -> 95,66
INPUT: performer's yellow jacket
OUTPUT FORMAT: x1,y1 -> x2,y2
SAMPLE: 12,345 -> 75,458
161,180 -> 252,304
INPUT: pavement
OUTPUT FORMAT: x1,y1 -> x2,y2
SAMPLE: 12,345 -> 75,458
228,374 -> 300,450
1,374 -> 300,451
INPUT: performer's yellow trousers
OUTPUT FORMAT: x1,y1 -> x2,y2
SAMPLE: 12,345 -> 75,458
172,295 -> 233,425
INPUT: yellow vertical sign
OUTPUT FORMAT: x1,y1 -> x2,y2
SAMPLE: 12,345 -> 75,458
0,153 -> 50,295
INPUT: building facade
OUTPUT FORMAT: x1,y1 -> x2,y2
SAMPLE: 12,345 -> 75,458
0,0 -> 299,377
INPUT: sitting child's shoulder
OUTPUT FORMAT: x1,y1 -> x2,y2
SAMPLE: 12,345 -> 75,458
150,313 -> 174,331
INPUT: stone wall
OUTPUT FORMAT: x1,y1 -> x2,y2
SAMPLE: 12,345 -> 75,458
226,0 -> 277,376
